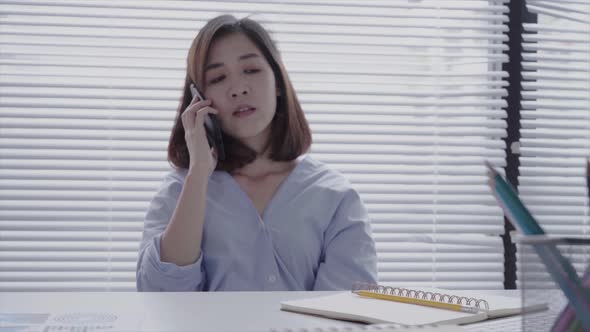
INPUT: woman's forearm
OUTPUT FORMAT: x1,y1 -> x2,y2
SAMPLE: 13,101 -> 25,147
160,170 -> 209,266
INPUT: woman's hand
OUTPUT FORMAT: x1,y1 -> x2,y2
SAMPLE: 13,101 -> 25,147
181,97 -> 219,176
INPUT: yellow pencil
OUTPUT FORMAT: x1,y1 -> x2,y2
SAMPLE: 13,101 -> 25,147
353,290 -> 482,314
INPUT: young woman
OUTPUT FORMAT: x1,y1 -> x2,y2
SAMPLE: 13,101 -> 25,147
136,15 -> 377,291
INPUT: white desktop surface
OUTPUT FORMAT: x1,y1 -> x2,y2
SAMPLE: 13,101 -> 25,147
1,291 -> 359,332
0,290 -> 535,332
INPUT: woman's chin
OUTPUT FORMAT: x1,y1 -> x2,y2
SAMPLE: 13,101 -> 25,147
230,127 -> 271,149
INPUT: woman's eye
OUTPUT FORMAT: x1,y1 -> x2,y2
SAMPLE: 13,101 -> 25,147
209,75 -> 225,84
244,68 -> 260,74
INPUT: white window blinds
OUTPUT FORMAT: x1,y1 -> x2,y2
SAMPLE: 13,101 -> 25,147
518,0 -> 590,288
0,0 -> 509,291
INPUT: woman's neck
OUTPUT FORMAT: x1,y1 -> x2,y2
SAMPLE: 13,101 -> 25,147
232,156 -> 296,180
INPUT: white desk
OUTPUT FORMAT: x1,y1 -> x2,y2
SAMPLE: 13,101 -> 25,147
2,291 -> 360,332
0,290 -> 552,332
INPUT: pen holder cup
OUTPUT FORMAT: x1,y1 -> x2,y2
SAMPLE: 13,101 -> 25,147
516,235 -> 590,332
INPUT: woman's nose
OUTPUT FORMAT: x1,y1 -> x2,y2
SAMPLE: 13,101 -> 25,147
231,89 -> 248,98
230,85 -> 249,98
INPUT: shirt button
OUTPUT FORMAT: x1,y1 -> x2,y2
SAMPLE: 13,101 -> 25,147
268,274 -> 277,283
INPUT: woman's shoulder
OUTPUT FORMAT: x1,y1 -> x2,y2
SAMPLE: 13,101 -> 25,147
152,168 -> 189,197
297,155 -> 355,193
294,155 -> 365,213
163,167 -> 189,183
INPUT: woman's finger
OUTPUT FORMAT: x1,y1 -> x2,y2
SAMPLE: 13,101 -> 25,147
186,99 -> 212,112
196,105 -> 219,117
211,147 -> 218,161
182,101 -> 214,129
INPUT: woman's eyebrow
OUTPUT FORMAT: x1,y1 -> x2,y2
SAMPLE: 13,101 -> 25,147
205,53 -> 260,73
238,53 -> 259,61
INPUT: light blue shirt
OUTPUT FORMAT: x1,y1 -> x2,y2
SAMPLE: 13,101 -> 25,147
136,155 -> 377,291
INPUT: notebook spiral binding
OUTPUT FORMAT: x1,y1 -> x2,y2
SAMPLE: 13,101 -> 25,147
352,282 -> 490,312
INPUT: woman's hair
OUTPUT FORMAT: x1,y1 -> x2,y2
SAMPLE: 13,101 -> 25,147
168,15 -> 312,172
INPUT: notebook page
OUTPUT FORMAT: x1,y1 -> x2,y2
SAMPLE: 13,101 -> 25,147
281,292 -> 488,326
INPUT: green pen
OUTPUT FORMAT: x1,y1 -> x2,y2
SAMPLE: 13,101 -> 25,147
485,161 -> 590,331
485,161 -> 544,235
565,318 -> 582,332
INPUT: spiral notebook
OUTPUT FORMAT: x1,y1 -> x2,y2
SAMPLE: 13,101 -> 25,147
280,284 -> 548,326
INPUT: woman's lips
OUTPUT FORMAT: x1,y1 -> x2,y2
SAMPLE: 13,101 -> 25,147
232,107 -> 256,117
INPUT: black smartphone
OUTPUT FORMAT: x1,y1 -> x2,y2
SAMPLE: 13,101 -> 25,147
190,84 -> 225,161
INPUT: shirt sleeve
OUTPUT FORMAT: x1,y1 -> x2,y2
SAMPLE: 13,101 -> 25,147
136,170 -> 206,291
313,188 -> 378,290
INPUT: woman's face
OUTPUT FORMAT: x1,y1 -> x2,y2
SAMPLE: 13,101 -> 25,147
203,32 -> 278,148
